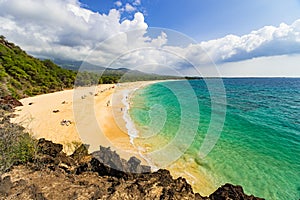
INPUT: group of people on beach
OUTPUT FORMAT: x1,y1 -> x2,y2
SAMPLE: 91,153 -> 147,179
80,85 -> 116,100
60,85 -> 119,126
99,86 -> 115,94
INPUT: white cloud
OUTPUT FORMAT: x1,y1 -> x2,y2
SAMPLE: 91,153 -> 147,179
125,3 -> 136,12
217,55 -> 300,77
133,0 -> 141,6
197,19 -> 300,63
0,0 -> 300,77
0,0 -> 148,61
114,1 -> 122,7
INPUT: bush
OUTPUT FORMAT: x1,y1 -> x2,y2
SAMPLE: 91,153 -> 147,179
0,115 -> 36,173
14,133 -> 36,163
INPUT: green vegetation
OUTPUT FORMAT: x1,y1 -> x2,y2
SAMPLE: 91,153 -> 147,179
0,36 -> 77,98
0,35 -> 180,99
0,112 -> 36,173
0,35 -> 182,175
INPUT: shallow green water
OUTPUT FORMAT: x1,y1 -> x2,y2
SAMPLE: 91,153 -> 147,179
130,78 -> 300,199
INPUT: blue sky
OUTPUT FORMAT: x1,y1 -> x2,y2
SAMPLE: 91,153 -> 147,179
0,0 -> 300,76
79,0 -> 300,41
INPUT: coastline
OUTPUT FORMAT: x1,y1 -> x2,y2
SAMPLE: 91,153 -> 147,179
124,79 -> 217,196
11,79 -> 215,194
11,81 -> 162,165
113,80 -> 167,170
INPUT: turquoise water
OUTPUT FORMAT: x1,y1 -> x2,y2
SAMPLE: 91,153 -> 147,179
130,79 -> 300,200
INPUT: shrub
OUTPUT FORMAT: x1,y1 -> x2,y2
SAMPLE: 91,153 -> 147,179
0,115 -> 36,173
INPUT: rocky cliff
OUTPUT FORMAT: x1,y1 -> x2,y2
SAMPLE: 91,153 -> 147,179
0,96 -> 264,199
0,137 -> 264,200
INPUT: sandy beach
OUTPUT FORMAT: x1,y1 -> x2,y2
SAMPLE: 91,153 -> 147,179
11,81 -> 159,163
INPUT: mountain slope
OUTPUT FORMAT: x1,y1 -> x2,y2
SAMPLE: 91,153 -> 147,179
0,36 -> 76,98
53,58 -> 180,82
0,36 -> 180,99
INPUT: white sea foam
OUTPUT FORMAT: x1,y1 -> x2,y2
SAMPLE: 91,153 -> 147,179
120,84 -> 159,171
121,89 -> 138,144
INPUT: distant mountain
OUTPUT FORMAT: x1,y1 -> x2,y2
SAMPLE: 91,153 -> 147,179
53,59 -> 180,83
53,58 -> 106,71
53,58 -> 146,74
0,36 -> 180,99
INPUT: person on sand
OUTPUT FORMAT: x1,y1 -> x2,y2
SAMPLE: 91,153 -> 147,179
61,119 -> 72,126
106,100 -> 110,107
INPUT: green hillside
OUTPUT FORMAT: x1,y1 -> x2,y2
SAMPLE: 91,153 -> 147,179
0,36 -> 180,99
0,36 -> 76,99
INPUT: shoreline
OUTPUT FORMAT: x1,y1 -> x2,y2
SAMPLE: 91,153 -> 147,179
11,79 -> 215,194
11,81 -> 163,165
122,79 -> 217,196
116,80 -> 167,170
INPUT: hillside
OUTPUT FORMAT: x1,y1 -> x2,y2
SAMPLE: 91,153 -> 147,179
0,36 -> 179,99
0,36 -> 264,199
53,58 -> 179,83
0,36 -> 76,99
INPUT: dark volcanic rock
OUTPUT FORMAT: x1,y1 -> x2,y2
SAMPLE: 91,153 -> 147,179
37,138 -> 63,157
209,183 -> 265,200
92,146 -> 151,174
128,156 -> 141,172
0,95 -> 23,109
70,144 -> 89,162
0,139 -> 264,200
92,146 -> 126,172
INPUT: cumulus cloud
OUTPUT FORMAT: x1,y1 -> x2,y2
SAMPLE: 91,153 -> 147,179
0,0 -> 149,61
0,0 -> 300,76
125,3 -> 136,12
198,20 -> 300,63
133,0 -> 141,6
0,0 -> 181,75
114,1 -> 122,7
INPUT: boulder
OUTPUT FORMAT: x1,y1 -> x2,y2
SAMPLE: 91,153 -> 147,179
209,183 -> 265,200
0,95 -> 23,108
37,138 -> 63,157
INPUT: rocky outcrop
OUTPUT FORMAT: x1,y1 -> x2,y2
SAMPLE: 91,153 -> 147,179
37,138 -> 63,157
0,95 -> 22,111
92,146 -> 151,173
208,184 -> 264,200
0,139 -> 264,200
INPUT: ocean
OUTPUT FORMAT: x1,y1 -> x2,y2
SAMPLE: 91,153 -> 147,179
128,78 -> 300,199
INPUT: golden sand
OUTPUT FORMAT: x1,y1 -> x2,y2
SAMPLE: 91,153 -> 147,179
11,80 -> 214,195
11,82 -> 158,163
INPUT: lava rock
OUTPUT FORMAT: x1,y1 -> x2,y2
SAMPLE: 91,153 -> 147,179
37,138 -> 63,157
0,95 -> 23,108
209,183 -> 265,200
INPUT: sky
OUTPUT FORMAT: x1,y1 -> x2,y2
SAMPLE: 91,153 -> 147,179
0,0 -> 300,77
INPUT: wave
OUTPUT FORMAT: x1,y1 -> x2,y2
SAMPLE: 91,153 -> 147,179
120,83 -> 159,171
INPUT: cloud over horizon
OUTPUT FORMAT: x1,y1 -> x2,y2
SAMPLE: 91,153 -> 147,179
199,20 -> 300,63
0,0 -> 299,76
